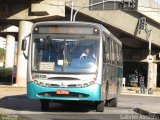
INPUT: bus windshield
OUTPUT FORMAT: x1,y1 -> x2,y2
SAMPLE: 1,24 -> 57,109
32,35 -> 100,73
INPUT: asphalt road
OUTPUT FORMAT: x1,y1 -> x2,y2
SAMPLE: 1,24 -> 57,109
0,95 -> 159,120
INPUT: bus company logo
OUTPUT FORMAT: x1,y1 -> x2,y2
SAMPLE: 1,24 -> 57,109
60,82 -> 67,87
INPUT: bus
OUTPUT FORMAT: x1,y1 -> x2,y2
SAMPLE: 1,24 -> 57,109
22,21 -> 123,112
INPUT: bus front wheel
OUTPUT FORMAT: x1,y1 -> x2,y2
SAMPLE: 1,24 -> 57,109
110,98 -> 117,107
40,100 -> 49,111
95,101 -> 105,112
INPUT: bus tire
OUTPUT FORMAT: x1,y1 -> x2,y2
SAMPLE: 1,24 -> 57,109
105,100 -> 110,107
96,101 -> 105,112
40,100 -> 49,111
110,98 -> 117,107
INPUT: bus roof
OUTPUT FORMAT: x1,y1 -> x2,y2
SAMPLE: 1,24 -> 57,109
32,21 -> 122,46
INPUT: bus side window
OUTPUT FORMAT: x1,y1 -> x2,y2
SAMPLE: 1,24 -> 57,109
103,41 -> 106,63
109,40 -> 112,64
105,34 -> 110,63
114,42 -> 116,65
118,45 -> 122,66
103,34 -> 106,63
117,46 -> 122,67
114,43 -> 118,66
120,48 -> 123,67
111,40 -> 115,65
103,33 -> 110,63
117,45 -> 120,66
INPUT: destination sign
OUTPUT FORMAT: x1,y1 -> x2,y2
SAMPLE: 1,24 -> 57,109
34,25 -> 99,35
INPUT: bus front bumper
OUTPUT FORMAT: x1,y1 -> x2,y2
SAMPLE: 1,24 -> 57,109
27,82 -> 102,101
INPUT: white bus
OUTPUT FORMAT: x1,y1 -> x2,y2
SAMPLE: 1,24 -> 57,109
22,21 -> 123,112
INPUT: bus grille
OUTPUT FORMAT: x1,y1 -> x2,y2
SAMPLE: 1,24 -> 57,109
38,92 -> 89,98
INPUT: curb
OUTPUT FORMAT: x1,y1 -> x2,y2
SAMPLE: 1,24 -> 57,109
0,85 -> 26,89
0,87 -> 26,91
133,107 -> 160,119
0,86 -> 26,96
0,84 -> 26,88
120,92 -> 160,97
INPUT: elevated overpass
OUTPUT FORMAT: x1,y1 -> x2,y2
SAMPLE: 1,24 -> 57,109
0,0 -> 160,87
66,0 -> 160,47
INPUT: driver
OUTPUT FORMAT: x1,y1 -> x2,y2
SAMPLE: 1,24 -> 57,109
80,48 -> 95,59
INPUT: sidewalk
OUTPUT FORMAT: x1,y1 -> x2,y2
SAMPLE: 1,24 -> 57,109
0,85 -> 26,97
121,87 -> 160,97
121,87 -> 160,116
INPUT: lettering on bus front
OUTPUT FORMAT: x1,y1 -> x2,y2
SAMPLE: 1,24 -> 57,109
35,74 -> 47,79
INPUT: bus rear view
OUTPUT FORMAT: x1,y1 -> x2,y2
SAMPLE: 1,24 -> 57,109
27,22 -> 105,112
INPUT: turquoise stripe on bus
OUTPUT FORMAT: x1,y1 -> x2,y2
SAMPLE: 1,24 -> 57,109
27,81 -> 102,101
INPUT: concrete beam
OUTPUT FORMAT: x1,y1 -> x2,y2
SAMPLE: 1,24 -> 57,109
66,0 -> 160,47
141,52 -> 160,62
120,38 -> 143,48
4,0 -> 65,20
31,0 -> 65,16
138,0 -> 160,24
31,4 -> 49,15
0,4 -> 9,16
0,25 -> 18,33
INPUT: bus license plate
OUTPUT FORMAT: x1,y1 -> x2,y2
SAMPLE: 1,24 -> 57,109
56,90 -> 69,95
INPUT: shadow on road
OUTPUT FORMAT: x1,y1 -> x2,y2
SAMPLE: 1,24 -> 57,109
133,108 -> 160,119
0,95 -> 95,113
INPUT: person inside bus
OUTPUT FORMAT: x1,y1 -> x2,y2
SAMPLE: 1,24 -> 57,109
80,48 -> 96,60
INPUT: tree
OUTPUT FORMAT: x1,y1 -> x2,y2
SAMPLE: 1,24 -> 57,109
0,48 -> 5,60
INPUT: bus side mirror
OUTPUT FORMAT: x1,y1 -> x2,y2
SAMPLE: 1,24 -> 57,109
21,33 -> 31,59
22,39 -> 27,51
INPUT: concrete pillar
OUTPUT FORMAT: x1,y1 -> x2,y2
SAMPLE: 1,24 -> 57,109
4,34 -> 15,68
147,63 -> 157,90
16,21 -> 33,87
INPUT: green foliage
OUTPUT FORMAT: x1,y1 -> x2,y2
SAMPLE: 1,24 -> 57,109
0,48 -> 5,59
0,67 -> 12,82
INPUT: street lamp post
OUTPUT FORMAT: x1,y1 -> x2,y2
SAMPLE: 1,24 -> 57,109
144,25 -> 153,94
146,30 -> 153,94
70,0 -> 74,21
138,17 -> 153,94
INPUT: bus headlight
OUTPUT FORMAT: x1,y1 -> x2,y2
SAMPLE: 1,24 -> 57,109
77,84 -> 82,87
83,83 -> 89,87
89,81 -> 95,85
34,80 -> 38,84
45,83 -> 51,87
39,82 -> 44,86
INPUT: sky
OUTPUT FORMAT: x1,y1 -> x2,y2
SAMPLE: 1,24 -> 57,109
0,37 -> 17,50
0,37 -> 6,49
154,0 -> 160,4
